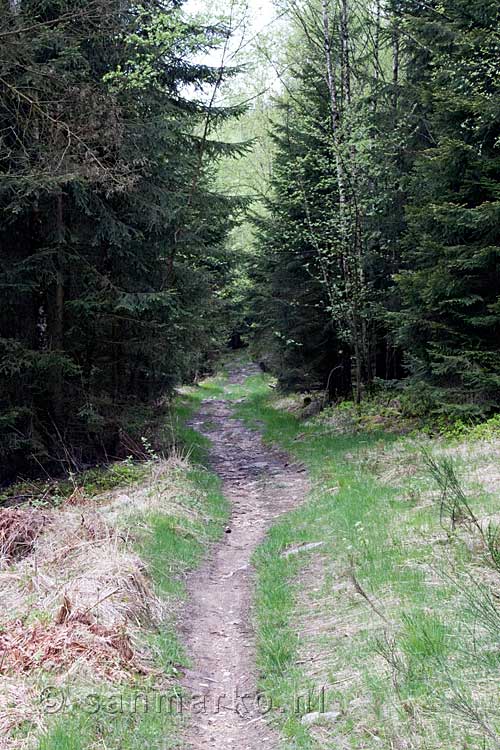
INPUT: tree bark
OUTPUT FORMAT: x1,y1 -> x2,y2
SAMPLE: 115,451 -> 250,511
340,0 -> 351,106
373,0 -> 381,110
321,0 -> 349,249
321,0 -> 368,402
54,193 -> 64,351
51,192 -> 65,420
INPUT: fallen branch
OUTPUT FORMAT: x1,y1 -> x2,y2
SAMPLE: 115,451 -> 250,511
348,559 -> 389,625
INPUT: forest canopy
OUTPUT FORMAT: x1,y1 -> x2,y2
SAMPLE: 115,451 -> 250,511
1,0 -> 499,483
250,0 -> 500,418
0,0 -> 245,480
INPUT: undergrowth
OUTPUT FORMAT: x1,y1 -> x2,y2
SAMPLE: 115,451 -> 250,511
0,372 -> 225,510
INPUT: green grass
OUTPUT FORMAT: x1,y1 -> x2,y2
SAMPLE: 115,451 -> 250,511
39,693 -> 183,750
39,718 -> 94,750
138,467 -> 227,598
233,372 -> 500,749
29,363 -> 500,749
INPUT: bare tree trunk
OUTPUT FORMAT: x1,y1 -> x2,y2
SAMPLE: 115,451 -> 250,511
321,0 -> 348,249
54,194 -> 64,350
321,0 -> 364,403
52,193 -> 65,418
354,346 -> 362,405
340,0 -> 351,106
373,0 -> 381,111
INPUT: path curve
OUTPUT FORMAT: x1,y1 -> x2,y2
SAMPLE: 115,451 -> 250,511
180,364 -> 308,750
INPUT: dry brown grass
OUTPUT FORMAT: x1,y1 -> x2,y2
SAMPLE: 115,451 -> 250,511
103,455 -> 199,522
0,506 -> 166,634
287,429 -> 500,749
0,680 -> 43,747
0,508 -> 48,566
272,394 -> 305,414
352,433 -> 500,513
291,553 -> 462,750
293,556 -> 395,686
0,616 -> 142,680
0,456 -> 200,746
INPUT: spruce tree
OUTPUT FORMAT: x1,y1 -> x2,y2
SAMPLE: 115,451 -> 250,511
0,0 -> 243,479
394,0 -> 500,417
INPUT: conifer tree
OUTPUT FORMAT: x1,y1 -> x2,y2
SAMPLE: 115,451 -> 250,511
0,0 -> 243,479
394,0 -> 500,416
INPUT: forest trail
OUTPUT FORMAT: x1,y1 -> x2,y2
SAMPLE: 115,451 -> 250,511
181,364 -> 308,749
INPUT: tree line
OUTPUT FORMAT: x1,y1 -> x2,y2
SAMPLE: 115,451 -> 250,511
1,0 -> 499,484
0,0 -> 243,481
251,0 -> 500,420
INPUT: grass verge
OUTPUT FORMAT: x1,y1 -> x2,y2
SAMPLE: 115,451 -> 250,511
0,386 -> 228,750
235,374 -> 500,749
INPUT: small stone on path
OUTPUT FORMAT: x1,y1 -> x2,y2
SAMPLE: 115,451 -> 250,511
281,542 -> 325,558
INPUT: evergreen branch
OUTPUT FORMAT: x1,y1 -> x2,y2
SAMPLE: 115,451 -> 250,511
0,75 -> 123,187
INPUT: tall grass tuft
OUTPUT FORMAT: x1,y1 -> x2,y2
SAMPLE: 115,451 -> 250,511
424,451 -> 500,575
485,523 -> 500,574
423,452 -> 480,533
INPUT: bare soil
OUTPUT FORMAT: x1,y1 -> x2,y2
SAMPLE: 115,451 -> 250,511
181,364 -> 308,750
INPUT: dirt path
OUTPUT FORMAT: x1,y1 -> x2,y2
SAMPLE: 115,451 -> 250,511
180,364 -> 308,750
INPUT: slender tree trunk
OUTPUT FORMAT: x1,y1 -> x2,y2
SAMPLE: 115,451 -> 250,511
392,18 -> 400,110
340,0 -> 351,107
52,192 -> 65,419
321,0 -> 348,249
321,0 -> 367,403
54,193 -> 64,350
354,345 -> 362,405
373,0 -> 381,111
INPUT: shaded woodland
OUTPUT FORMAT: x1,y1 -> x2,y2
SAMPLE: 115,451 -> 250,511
251,0 -> 500,416
1,0 -> 499,482
0,0 -> 244,479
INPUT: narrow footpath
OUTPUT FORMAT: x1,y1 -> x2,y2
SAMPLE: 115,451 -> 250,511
181,364 -> 308,750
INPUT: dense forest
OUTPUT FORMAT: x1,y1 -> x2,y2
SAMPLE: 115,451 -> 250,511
1,0 -> 499,483
0,0 -> 245,480
252,0 -> 500,415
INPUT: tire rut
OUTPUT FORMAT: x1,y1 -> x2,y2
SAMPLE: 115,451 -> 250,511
180,364 -> 308,750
